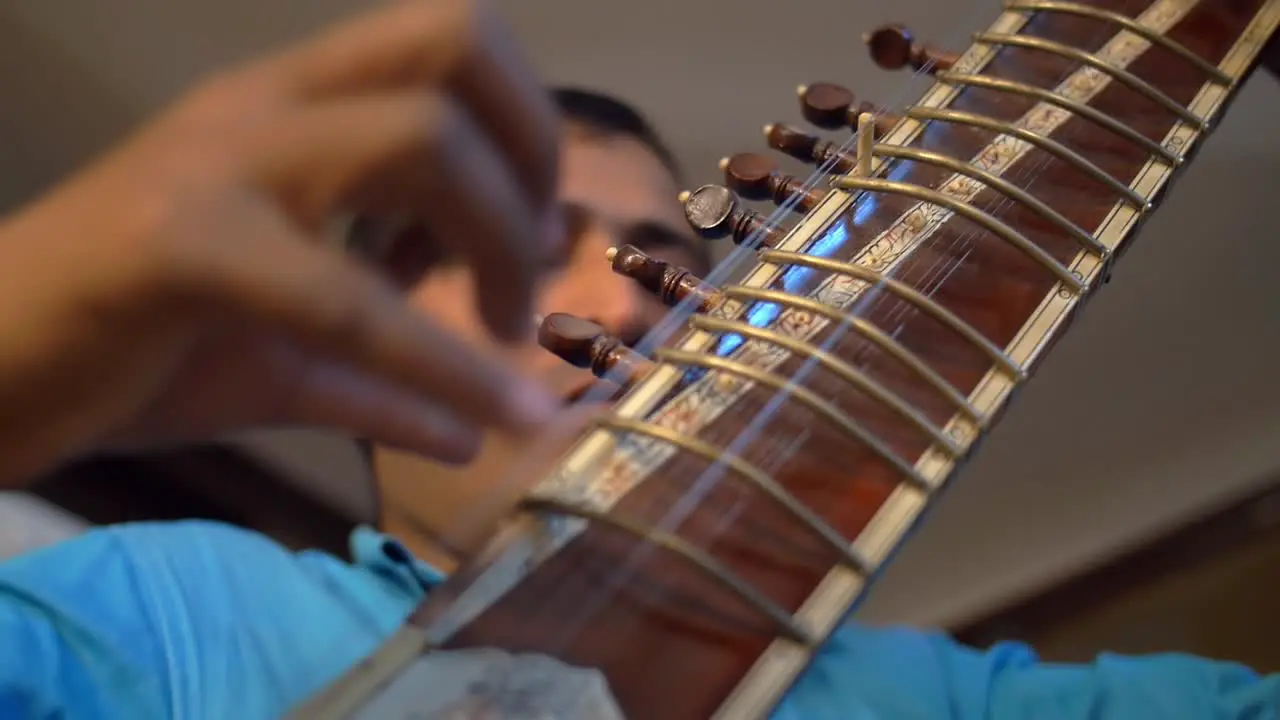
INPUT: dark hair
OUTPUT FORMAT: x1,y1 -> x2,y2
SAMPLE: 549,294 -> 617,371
550,87 -> 683,183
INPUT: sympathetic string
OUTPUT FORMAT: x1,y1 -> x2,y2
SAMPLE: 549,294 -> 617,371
525,0 -> 1133,656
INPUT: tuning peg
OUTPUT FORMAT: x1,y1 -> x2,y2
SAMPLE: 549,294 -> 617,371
797,83 -> 901,135
719,153 -> 825,212
864,24 -> 959,74
605,244 -> 722,312
680,185 -> 786,247
535,312 -> 654,387
763,124 -> 856,173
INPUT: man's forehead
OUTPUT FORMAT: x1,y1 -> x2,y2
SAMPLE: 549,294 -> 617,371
557,131 -> 686,228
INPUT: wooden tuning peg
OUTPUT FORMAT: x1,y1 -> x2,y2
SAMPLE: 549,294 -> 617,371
680,185 -> 786,247
864,24 -> 959,74
719,153 -> 825,212
605,244 -> 723,312
763,124 -> 856,173
797,83 -> 901,135
535,312 -> 654,387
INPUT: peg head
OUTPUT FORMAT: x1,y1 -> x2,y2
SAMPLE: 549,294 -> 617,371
864,24 -> 958,73
682,184 -> 739,240
763,124 -> 855,173
721,153 -> 826,211
799,82 -> 858,128
536,312 -> 655,386
763,123 -> 820,158
865,24 -> 917,70
681,184 -> 785,247
536,312 -> 603,369
798,82 -> 901,135
609,244 -> 723,312
721,153 -> 778,200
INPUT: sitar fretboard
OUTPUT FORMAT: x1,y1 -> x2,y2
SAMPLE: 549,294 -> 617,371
294,1 -> 1280,718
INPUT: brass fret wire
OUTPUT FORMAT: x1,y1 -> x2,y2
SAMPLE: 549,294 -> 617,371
758,249 -> 1025,379
871,143 -> 1107,257
905,106 -> 1149,209
653,347 -> 933,488
519,495 -> 815,645
1003,0 -> 1233,84
594,416 -> 871,572
829,176 -> 1085,292
720,285 -> 984,423
935,72 -> 1181,164
974,32 -> 1206,127
722,2 -> 1280,716
688,315 -> 963,455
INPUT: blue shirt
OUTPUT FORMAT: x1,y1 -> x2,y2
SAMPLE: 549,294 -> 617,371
0,520 -> 1275,719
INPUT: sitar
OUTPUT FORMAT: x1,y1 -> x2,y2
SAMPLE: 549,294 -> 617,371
295,0 -> 1280,717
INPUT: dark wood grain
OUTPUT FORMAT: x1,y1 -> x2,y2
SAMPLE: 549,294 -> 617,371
404,2 -> 1273,718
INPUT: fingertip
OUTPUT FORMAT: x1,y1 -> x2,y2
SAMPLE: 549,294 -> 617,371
504,377 -> 560,431
412,429 -> 482,466
480,289 -> 534,346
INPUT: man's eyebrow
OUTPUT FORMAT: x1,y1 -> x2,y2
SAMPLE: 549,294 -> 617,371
622,221 -> 710,274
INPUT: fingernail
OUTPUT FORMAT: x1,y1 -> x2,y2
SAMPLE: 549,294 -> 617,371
508,378 -> 559,429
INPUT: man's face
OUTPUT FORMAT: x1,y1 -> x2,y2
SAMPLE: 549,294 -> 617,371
376,126 -> 706,566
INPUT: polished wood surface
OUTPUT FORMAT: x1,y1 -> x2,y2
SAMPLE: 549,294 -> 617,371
298,1 -> 1280,718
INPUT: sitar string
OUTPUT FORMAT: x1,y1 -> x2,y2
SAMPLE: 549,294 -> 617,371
534,6 -> 1133,653
530,0 -> 1009,653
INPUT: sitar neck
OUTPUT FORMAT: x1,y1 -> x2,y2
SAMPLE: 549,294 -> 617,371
295,1 -> 1280,718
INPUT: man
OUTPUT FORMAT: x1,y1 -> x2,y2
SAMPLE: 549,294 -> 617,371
371,87 -> 711,571
0,2 -> 1275,718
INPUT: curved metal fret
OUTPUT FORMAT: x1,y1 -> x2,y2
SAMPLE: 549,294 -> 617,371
759,248 -> 1026,380
871,143 -> 1106,257
830,176 -> 1085,292
975,32 -> 1206,127
1003,0 -> 1233,84
906,106 -> 1149,209
720,284 -> 984,424
689,314 -> 963,455
653,347 -> 933,488
935,72 -> 1181,164
519,495 -> 815,645
594,416 -> 870,572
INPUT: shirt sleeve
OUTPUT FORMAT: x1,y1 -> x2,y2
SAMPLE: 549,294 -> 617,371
0,520 -> 427,719
3,522 -> 1276,720
774,623 -> 1280,720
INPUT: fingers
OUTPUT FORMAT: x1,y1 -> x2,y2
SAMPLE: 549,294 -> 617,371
404,400 -> 610,560
252,93 -> 544,342
190,206 -> 558,435
288,360 -> 482,464
262,0 -> 560,215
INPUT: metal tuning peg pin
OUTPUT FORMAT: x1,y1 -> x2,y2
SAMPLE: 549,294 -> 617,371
680,185 -> 786,247
797,82 -> 901,136
606,244 -> 723,312
763,124 -> 856,174
535,313 -> 654,388
864,24 -> 959,74
720,153 -> 825,212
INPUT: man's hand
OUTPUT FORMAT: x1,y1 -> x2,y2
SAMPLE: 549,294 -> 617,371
0,0 -> 563,486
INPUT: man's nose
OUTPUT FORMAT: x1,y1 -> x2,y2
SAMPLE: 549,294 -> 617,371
547,239 -> 654,345
582,264 -> 652,344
